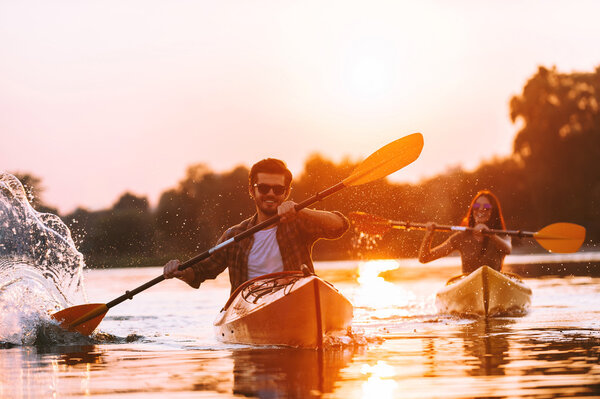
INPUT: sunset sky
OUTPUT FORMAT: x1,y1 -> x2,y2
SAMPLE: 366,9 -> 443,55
1,1 -> 599,213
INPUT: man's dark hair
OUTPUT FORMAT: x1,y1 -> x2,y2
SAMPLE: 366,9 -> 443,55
249,158 -> 293,187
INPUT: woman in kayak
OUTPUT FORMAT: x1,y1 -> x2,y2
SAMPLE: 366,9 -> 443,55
418,190 -> 512,274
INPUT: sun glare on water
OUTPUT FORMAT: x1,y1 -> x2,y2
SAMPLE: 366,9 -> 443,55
361,361 -> 398,399
355,260 -> 416,319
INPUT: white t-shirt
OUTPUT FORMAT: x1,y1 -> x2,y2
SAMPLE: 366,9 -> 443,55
247,226 -> 284,279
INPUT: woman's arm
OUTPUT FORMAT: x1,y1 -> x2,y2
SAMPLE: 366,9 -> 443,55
492,234 -> 512,255
473,223 -> 512,255
418,222 -> 457,263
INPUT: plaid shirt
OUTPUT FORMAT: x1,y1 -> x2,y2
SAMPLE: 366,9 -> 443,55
190,211 -> 349,294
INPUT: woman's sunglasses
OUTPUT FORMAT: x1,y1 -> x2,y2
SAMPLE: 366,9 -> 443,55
473,203 -> 492,210
254,183 -> 287,196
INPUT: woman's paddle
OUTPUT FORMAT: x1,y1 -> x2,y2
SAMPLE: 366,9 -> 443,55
52,133 -> 424,335
349,211 -> 586,254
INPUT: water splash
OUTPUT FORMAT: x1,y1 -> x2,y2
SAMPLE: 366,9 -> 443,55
0,172 -> 87,345
322,326 -> 383,348
351,230 -> 384,259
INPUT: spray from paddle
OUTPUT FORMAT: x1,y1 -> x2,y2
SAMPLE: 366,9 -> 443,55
350,214 -> 387,260
0,173 -> 87,345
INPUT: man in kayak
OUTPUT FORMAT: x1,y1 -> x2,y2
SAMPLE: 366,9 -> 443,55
418,190 -> 512,274
163,158 -> 349,294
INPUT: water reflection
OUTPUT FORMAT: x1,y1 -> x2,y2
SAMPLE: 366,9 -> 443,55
517,327 -> 600,377
355,260 -> 418,319
231,347 -> 355,398
457,318 -> 513,376
0,344 -> 103,398
53,345 -> 104,366
360,361 -> 398,399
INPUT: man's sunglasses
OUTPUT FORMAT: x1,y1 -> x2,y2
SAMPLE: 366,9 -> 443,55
473,203 -> 492,210
254,183 -> 288,196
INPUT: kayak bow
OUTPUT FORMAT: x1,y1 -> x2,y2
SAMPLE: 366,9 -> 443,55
214,271 -> 353,348
435,266 -> 532,317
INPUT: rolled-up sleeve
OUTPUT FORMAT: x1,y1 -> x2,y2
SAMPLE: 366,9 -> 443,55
299,210 -> 349,241
190,230 -> 233,286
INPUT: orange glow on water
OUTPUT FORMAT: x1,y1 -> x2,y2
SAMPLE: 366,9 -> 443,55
361,361 -> 398,399
355,260 -> 417,318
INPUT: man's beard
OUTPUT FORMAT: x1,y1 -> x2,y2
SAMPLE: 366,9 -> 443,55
260,206 -> 278,216
257,197 -> 279,216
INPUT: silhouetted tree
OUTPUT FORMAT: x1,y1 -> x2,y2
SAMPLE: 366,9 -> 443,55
155,164 -> 254,259
63,194 -> 155,267
113,192 -> 150,212
510,66 -> 600,232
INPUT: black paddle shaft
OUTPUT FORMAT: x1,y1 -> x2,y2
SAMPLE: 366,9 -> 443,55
105,182 -> 346,309
389,221 -> 536,238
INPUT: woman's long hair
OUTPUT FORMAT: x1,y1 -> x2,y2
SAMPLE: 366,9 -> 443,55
461,190 -> 506,255
461,190 -> 507,229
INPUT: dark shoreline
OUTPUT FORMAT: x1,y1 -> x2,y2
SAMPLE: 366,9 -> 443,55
504,262 -> 600,277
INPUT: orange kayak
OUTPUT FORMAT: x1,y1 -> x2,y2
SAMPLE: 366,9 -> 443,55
214,271 -> 353,348
436,266 -> 532,317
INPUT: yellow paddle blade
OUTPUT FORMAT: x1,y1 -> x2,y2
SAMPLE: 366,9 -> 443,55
348,211 -> 392,235
51,303 -> 108,336
533,223 -> 586,253
343,133 -> 424,187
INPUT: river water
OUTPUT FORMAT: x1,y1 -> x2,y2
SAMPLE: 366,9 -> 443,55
1,258 -> 600,399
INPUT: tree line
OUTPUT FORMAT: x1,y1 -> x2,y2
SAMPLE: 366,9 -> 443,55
14,65 -> 600,267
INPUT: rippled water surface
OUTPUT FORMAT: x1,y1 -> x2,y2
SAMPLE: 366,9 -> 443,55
2,259 -> 600,398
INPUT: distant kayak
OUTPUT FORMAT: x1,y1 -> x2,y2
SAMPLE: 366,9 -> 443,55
436,266 -> 532,317
214,271 -> 353,348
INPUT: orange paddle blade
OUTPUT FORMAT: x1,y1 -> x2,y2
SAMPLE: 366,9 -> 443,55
348,211 -> 392,236
51,303 -> 108,336
533,223 -> 586,253
343,133 -> 423,187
